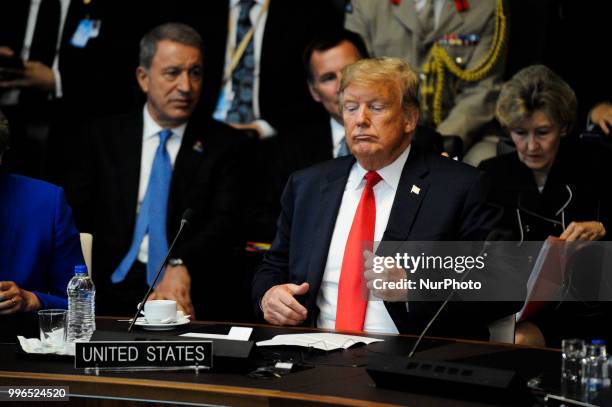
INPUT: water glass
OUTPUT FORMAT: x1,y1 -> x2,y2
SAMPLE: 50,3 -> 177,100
38,309 -> 67,350
561,338 -> 585,397
581,340 -> 609,402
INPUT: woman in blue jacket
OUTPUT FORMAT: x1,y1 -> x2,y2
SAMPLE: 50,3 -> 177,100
0,111 -> 83,313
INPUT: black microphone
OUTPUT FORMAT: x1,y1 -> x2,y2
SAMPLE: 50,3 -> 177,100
128,209 -> 195,333
407,233 -> 499,358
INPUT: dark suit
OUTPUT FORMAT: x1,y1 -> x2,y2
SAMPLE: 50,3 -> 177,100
252,123 -> 445,241
0,0 -> 143,116
253,146 -> 512,339
478,138 -> 612,346
0,1 -> 145,179
67,111 -> 247,319
478,139 -> 611,242
157,0 -> 339,131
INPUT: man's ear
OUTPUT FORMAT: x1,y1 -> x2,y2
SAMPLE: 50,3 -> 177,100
136,66 -> 149,93
308,82 -> 321,103
403,108 -> 419,134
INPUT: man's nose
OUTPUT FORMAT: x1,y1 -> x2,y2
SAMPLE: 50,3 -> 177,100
356,105 -> 370,126
177,71 -> 192,93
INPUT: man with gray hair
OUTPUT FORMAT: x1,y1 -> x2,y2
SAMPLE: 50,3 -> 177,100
68,23 -> 246,320
252,58 -> 508,339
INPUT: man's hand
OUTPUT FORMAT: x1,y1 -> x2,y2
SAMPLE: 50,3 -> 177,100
363,251 -> 408,302
148,265 -> 195,318
229,122 -> 263,139
590,102 -> 612,135
0,46 -> 15,57
559,221 -> 606,242
0,281 -> 42,315
0,60 -> 55,92
261,282 -> 309,326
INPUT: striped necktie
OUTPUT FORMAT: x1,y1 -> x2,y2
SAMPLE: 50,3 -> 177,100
227,0 -> 256,124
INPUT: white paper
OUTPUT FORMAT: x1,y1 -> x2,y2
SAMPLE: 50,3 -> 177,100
180,326 -> 253,341
256,333 -> 383,351
17,336 -> 75,356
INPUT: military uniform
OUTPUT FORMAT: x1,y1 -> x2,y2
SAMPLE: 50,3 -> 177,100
345,0 -> 505,164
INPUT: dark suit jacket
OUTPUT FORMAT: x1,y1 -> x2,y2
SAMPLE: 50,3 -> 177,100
1,1 -> 147,181
478,138 -> 611,241
67,111 -> 247,318
0,168 -> 84,309
478,138 -> 612,346
0,0 -> 142,116
251,122 -> 445,241
158,0 -> 339,131
252,146 -> 512,340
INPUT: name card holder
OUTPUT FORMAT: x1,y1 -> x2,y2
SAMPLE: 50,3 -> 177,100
75,341 -> 212,374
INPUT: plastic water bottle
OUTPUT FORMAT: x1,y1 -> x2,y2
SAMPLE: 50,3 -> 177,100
66,265 -> 96,342
581,339 -> 609,402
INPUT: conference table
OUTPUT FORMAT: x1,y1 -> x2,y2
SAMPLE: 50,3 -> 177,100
0,316 -> 563,406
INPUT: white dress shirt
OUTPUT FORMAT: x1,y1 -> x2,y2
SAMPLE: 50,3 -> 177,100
214,0 -> 276,138
414,0 -> 444,30
330,117 -> 346,158
136,104 -> 186,263
0,0 -> 70,106
316,144 -> 412,333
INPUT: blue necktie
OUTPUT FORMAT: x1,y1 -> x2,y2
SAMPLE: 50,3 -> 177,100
227,0 -> 256,124
112,129 -> 173,286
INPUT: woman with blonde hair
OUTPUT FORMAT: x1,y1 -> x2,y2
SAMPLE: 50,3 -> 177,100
479,65 -> 611,346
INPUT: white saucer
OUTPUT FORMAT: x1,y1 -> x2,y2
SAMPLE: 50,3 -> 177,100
134,317 -> 190,331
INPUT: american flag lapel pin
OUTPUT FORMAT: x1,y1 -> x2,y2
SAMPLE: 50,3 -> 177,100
192,140 -> 204,153
411,185 -> 420,195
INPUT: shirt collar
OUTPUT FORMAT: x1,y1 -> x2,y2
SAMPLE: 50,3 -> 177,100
231,0 -> 263,7
142,104 -> 187,141
330,117 -> 345,148
351,144 -> 411,191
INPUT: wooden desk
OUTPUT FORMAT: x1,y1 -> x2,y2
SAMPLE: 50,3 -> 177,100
0,317 -> 560,406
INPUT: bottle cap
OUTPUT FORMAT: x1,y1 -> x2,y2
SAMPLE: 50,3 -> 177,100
74,265 -> 88,275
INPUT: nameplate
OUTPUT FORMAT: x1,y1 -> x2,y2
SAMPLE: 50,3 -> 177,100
75,341 -> 212,369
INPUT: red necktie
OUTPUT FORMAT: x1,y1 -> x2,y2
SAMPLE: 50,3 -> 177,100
336,171 -> 382,331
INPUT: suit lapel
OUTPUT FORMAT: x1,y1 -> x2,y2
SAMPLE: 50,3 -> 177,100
118,114 -> 143,231
392,1 -> 425,57
306,158 -> 355,294
323,121 -> 334,161
168,120 -> 203,219
425,0 -> 464,44
392,1 -> 421,36
381,147 -> 430,243
200,0 -> 229,116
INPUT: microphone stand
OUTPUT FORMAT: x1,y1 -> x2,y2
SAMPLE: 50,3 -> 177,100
407,239 -> 493,358
407,262 -> 476,357
128,212 -> 192,333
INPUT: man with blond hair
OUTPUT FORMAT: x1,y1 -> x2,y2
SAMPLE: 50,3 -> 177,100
253,58 -> 506,339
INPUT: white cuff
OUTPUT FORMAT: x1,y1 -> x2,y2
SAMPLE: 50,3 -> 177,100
254,119 -> 277,139
53,68 -> 63,99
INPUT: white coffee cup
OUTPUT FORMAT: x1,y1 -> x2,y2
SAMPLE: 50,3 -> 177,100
142,300 -> 177,323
